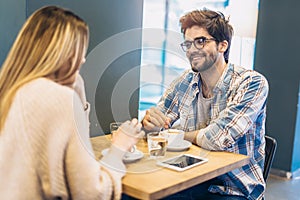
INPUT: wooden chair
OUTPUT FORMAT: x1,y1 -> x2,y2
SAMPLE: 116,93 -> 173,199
264,135 -> 277,181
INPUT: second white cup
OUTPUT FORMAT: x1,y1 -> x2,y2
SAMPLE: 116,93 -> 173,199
163,129 -> 184,146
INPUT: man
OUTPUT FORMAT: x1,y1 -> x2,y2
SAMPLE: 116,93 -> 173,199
142,8 -> 268,200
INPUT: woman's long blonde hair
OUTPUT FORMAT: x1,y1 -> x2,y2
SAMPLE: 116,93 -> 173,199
0,6 -> 89,131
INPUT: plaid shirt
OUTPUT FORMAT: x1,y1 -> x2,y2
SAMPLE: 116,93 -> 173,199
157,63 -> 269,199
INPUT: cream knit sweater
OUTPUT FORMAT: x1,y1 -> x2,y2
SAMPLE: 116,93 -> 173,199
0,78 -> 126,200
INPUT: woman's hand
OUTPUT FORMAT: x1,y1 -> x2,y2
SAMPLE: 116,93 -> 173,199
111,118 -> 144,152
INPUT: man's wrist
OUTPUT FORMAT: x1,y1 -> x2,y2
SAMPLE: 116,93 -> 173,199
196,130 -> 204,145
184,130 -> 200,145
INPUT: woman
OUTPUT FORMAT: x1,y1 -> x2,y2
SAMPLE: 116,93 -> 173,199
0,6 -> 143,199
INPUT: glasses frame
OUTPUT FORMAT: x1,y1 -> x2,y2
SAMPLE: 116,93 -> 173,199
180,36 -> 216,52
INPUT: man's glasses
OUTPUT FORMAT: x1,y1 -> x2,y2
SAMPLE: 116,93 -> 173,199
180,36 -> 216,52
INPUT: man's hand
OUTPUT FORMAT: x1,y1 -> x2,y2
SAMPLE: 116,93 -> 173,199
142,107 -> 170,132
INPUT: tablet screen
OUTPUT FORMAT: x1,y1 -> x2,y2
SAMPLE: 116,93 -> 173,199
162,155 -> 205,168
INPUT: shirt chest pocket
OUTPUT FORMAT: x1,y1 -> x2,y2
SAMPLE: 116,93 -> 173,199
211,100 -> 227,121
180,110 -> 197,131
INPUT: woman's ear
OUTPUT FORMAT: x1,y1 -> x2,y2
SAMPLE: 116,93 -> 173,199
218,40 -> 228,53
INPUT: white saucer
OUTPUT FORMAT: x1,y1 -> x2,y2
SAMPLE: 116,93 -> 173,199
101,148 -> 144,163
167,140 -> 192,151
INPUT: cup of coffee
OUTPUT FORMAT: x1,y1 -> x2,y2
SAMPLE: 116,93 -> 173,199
147,132 -> 168,158
164,129 -> 184,146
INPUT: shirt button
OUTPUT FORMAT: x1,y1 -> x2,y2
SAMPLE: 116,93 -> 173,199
224,139 -> 232,146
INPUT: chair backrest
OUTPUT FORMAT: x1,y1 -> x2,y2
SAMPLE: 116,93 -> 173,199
264,135 -> 277,181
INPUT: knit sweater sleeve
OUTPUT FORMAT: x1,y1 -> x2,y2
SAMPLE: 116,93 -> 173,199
63,86 -> 126,200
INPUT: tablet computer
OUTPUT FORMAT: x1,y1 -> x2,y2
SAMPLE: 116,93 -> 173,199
157,154 -> 208,171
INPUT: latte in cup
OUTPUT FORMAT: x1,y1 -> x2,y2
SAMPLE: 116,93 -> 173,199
164,129 -> 184,146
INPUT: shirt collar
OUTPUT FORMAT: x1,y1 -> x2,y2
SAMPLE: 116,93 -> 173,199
213,63 -> 233,93
188,63 -> 233,91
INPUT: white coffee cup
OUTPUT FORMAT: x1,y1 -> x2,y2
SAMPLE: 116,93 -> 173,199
164,129 -> 184,146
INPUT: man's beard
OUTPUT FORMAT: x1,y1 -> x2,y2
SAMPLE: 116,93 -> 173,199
190,56 -> 217,72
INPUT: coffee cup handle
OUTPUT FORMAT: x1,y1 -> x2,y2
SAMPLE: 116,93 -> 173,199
129,145 -> 136,153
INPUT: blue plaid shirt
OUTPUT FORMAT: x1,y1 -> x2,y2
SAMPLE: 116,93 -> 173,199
157,64 -> 268,199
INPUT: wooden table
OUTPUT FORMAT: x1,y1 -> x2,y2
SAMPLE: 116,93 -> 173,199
91,135 -> 249,200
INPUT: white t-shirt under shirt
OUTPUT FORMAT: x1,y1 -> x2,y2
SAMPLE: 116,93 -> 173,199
197,90 -> 213,130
